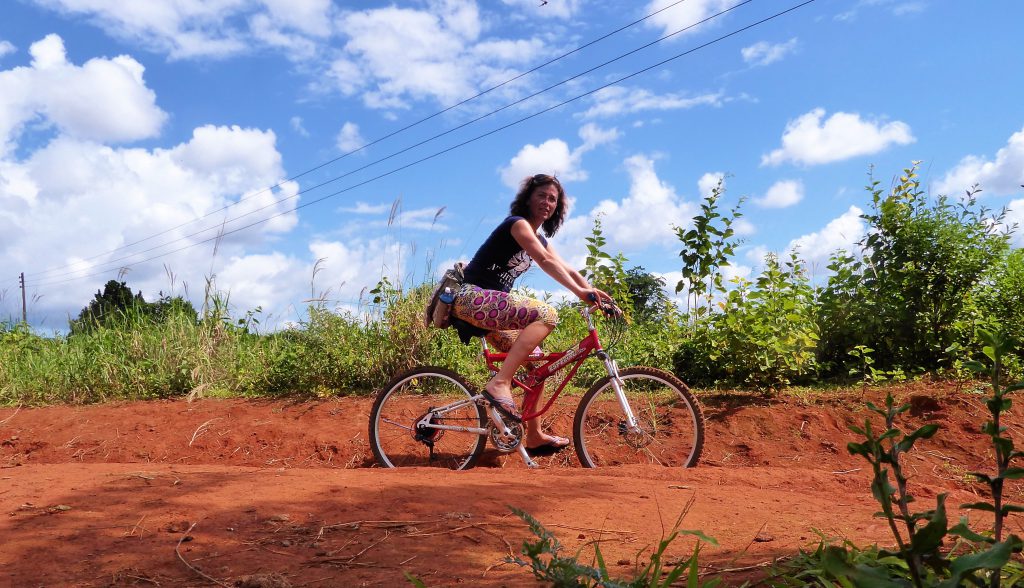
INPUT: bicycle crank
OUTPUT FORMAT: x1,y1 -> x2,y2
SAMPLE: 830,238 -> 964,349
489,421 -> 524,452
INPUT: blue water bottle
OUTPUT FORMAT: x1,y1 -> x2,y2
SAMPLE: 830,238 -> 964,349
439,287 -> 455,305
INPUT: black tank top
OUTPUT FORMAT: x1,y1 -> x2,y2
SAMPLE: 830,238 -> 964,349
463,216 -> 548,292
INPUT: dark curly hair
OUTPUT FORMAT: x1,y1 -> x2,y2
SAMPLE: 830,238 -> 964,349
509,174 -> 566,238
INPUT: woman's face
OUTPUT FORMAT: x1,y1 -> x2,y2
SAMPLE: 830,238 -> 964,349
528,183 -> 560,223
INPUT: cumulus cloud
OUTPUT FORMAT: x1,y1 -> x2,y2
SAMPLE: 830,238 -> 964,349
762,108 -> 915,166
644,0 -> 743,38
336,121 -> 365,153
28,0 -> 334,60
582,86 -> 725,119
755,179 -> 804,208
0,125 -> 298,323
697,172 -> 726,198
555,154 -> 697,266
330,2 -> 547,110
0,34 -> 166,155
787,205 -> 865,268
741,38 -> 798,66
499,123 -> 620,188
933,125 -> 1024,197
0,40 -> 15,59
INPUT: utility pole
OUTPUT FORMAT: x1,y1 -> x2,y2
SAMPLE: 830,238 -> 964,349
19,272 -> 27,324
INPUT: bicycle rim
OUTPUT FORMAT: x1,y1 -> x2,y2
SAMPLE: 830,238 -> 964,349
369,367 -> 487,470
573,367 -> 705,468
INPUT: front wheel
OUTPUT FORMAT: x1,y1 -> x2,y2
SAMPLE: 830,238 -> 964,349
369,367 -> 487,470
573,366 -> 705,468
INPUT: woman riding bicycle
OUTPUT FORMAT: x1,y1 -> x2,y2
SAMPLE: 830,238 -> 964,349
450,173 -> 612,455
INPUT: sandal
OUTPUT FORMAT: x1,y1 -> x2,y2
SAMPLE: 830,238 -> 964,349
480,388 -> 522,423
526,436 -> 571,457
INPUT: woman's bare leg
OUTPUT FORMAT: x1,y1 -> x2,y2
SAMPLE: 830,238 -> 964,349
485,321 -> 553,405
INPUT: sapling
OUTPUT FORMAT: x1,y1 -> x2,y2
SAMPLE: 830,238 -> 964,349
962,329 -> 1024,588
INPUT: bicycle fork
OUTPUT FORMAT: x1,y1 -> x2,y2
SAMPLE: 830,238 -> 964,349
599,352 -> 641,434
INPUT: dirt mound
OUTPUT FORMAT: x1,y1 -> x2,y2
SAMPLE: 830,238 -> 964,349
1,381 -> 1019,586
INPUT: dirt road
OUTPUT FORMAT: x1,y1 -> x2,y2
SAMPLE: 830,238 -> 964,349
1,382 -> 1016,587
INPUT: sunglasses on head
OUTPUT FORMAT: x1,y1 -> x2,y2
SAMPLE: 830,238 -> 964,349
530,173 -> 559,185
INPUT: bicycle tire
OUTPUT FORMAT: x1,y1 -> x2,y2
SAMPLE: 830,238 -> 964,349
573,366 -> 705,468
369,366 -> 487,470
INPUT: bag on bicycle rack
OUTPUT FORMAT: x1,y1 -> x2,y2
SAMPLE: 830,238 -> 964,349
424,262 -> 465,328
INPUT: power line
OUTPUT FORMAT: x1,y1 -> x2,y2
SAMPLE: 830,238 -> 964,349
26,0 -> 819,290
9,0 -> 696,285
24,0 -> 755,286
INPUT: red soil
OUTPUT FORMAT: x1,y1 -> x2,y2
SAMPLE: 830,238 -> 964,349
2,381 -> 1021,587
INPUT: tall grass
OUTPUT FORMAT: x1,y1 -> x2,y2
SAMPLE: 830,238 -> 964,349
1,281 -> 680,405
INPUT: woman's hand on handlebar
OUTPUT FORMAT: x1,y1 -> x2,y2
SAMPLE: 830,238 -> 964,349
581,288 -> 612,306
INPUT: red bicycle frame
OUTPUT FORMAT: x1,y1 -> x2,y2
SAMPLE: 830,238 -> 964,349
481,315 -> 604,422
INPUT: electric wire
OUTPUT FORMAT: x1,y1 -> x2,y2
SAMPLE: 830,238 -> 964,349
9,0 -> 696,285
26,0 -> 819,291
25,0 -> 756,287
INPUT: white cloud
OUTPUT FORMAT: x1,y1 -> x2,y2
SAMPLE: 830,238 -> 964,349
933,126 -> 1024,197
787,205 -> 865,268
1006,199 -> 1024,248
762,108 -> 915,166
1,125 -> 297,322
741,38 -> 798,66
0,40 -> 16,59
29,0 -> 335,60
698,172 -> 725,198
836,0 -> 926,21
0,34 -> 166,155
340,202 -> 390,214
499,123 -> 620,188
290,116 -> 309,137
556,154 -> 697,266
644,0 -> 743,38
330,2 -> 547,110
336,121 -> 365,153
582,86 -> 725,119
755,179 -> 804,208
733,218 -> 756,236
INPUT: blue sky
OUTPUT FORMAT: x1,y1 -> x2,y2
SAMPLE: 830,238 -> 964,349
1,0 -> 1022,330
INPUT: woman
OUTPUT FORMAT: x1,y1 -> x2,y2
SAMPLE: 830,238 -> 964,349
451,173 -> 611,455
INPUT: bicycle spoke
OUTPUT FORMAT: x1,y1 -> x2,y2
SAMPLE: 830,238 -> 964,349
369,368 -> 487,470
574,367 -> 704,468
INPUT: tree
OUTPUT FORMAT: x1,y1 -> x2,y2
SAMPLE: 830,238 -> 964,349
624,266 -> 670,322
70,280 -> 197,334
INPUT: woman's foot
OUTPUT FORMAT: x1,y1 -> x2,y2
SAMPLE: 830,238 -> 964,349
482,381 -> 521,422
525,434 -> 571,457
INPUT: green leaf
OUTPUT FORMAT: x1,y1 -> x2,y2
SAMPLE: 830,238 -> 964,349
1003,467 -> 1024,480
939,536 -> 1022,588
909,494 -> 948,555
961,502 -> 997,513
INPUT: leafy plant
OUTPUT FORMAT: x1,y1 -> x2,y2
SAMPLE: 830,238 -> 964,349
507,506 -> 719,587
962,329 -> 1024,587
818,163 -> 1013,377
673,179 -> 745,324
581,214 -> 634,319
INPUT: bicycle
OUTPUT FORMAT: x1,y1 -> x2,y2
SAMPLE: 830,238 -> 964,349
368,300 -> 705,470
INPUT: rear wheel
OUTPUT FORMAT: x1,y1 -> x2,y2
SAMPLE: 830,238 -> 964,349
369,367 -> 487,470
573,366 -> 704,468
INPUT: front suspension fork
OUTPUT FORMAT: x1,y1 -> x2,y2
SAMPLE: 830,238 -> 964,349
600,352 -> 640,431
